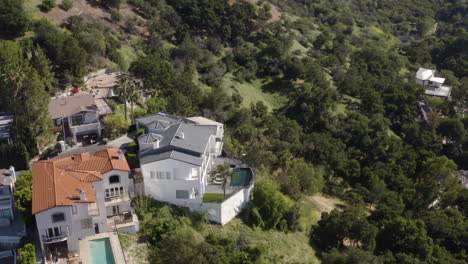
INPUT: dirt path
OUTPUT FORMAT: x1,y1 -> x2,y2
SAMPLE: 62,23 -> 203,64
307,194 -> 346,214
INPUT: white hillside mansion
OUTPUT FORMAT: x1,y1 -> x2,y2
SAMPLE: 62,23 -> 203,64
136,113 -> 254,225
416,68 -> 452,98
32,149 -> 139,261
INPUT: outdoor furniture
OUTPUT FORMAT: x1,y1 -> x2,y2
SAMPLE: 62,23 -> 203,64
213,177 -> 223,185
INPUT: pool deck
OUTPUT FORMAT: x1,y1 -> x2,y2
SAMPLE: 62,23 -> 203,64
79,232 -> 126,264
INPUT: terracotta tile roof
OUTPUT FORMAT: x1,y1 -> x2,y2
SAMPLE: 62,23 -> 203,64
32,148 -> 130,214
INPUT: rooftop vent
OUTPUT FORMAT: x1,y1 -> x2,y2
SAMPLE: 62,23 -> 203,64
179,132 -> 185,139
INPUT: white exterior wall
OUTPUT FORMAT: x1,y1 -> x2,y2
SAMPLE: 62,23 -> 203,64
102,170 -> 131,216
190,184 -> 253,225
141,159 -> 203,206
36,207 -> 74,252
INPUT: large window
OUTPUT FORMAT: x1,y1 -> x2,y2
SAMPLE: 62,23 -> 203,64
105,187 -> 124,198
46,227 -> 62,238
71,115 -> 83,126
52,212 -> 65,222
150,171 -> 171,180
109,175 -> 120,184
176,190 -> 189,199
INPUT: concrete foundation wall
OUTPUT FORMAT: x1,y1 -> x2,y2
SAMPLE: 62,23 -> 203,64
190,184 -> 253,225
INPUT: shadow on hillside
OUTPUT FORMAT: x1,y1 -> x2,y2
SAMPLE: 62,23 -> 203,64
261,78 -> 295,96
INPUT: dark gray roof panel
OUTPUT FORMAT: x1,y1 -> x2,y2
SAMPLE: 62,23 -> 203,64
136,112 -> 219,165
138,133 -> 164,144
139,150 -> 203,166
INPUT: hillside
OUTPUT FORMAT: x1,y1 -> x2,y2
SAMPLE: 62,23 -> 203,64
1,0 -> 467,263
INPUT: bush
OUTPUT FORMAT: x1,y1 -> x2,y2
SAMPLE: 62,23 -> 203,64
110,9 -> 122,22
134,128 -> 146,140
40,0 -> 56,12
104,114 -> 128,140
17,243 -> 36,264
245,180 -> 295,230
61,0 -> 73,11
14,171 -> 33,224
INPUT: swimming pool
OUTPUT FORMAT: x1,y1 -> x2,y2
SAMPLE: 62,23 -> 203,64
230,168 -> 254,186
89,238 -> 116,264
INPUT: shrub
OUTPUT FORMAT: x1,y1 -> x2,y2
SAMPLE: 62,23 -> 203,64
40,0 -> 56,12
104,114 -> 128,140
17,243 -> 36,264
110,9 -> 122,22
62,0 -> 73,11
134,128 -> 145,140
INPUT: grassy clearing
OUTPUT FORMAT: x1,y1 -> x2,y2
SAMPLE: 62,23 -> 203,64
307,194 -> 347,215
23,0 -> 41,14
222,74 -> 288,111
290,39 -> 309,58
118,232 -> 149,264
203,193 -> 225,203
204,218 -> 320,264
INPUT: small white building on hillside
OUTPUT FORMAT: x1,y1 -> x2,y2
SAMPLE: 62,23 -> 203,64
136,113 -> 253,225
416,68 -> 452,98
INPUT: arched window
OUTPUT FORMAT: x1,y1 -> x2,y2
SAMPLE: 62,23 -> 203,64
109,175 -> 120,184
52,212 -> 65,222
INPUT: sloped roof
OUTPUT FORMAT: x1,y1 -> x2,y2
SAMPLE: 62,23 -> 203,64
137,113 -> 219,165
32,148 -> 130,214
49,94 -> 98,119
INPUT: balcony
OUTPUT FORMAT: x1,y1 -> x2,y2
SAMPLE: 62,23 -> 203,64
69,122 -> 100,135
42,228 -> 68,244
105,194 -> 130,206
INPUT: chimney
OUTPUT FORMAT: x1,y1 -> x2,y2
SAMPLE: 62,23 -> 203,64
153,139 -> 160,149
79,189 -> 86,200
180,132 -> 184,139
118,150 -> 124,160
73,154 -> 82,162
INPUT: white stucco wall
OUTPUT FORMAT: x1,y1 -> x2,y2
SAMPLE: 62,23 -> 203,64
103,170 -> 132,216
141,159 -> 203,205
190,184 -> 254,225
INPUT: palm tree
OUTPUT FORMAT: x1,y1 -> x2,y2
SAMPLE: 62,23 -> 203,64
114,74 -> 131,121
211,164 -> 233,197
128,84 -> 140,125
115,74 -> 140,123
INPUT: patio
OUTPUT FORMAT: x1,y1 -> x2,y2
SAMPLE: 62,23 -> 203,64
204,156 -> 252,199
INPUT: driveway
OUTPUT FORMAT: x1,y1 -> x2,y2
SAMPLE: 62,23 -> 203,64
57,132 -> 135,157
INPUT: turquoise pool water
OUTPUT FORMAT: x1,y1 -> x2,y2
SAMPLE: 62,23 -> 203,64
231,168 -> 254,186
90,238 -> 116,264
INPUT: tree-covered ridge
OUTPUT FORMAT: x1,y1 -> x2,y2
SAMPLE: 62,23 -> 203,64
0,0 -> 467,263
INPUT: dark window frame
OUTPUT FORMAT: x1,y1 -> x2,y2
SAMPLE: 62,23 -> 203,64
52,212 -> 65,222
109,175 -> 120,184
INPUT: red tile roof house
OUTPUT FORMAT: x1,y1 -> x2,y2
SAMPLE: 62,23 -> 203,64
32,149 -> 138,262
